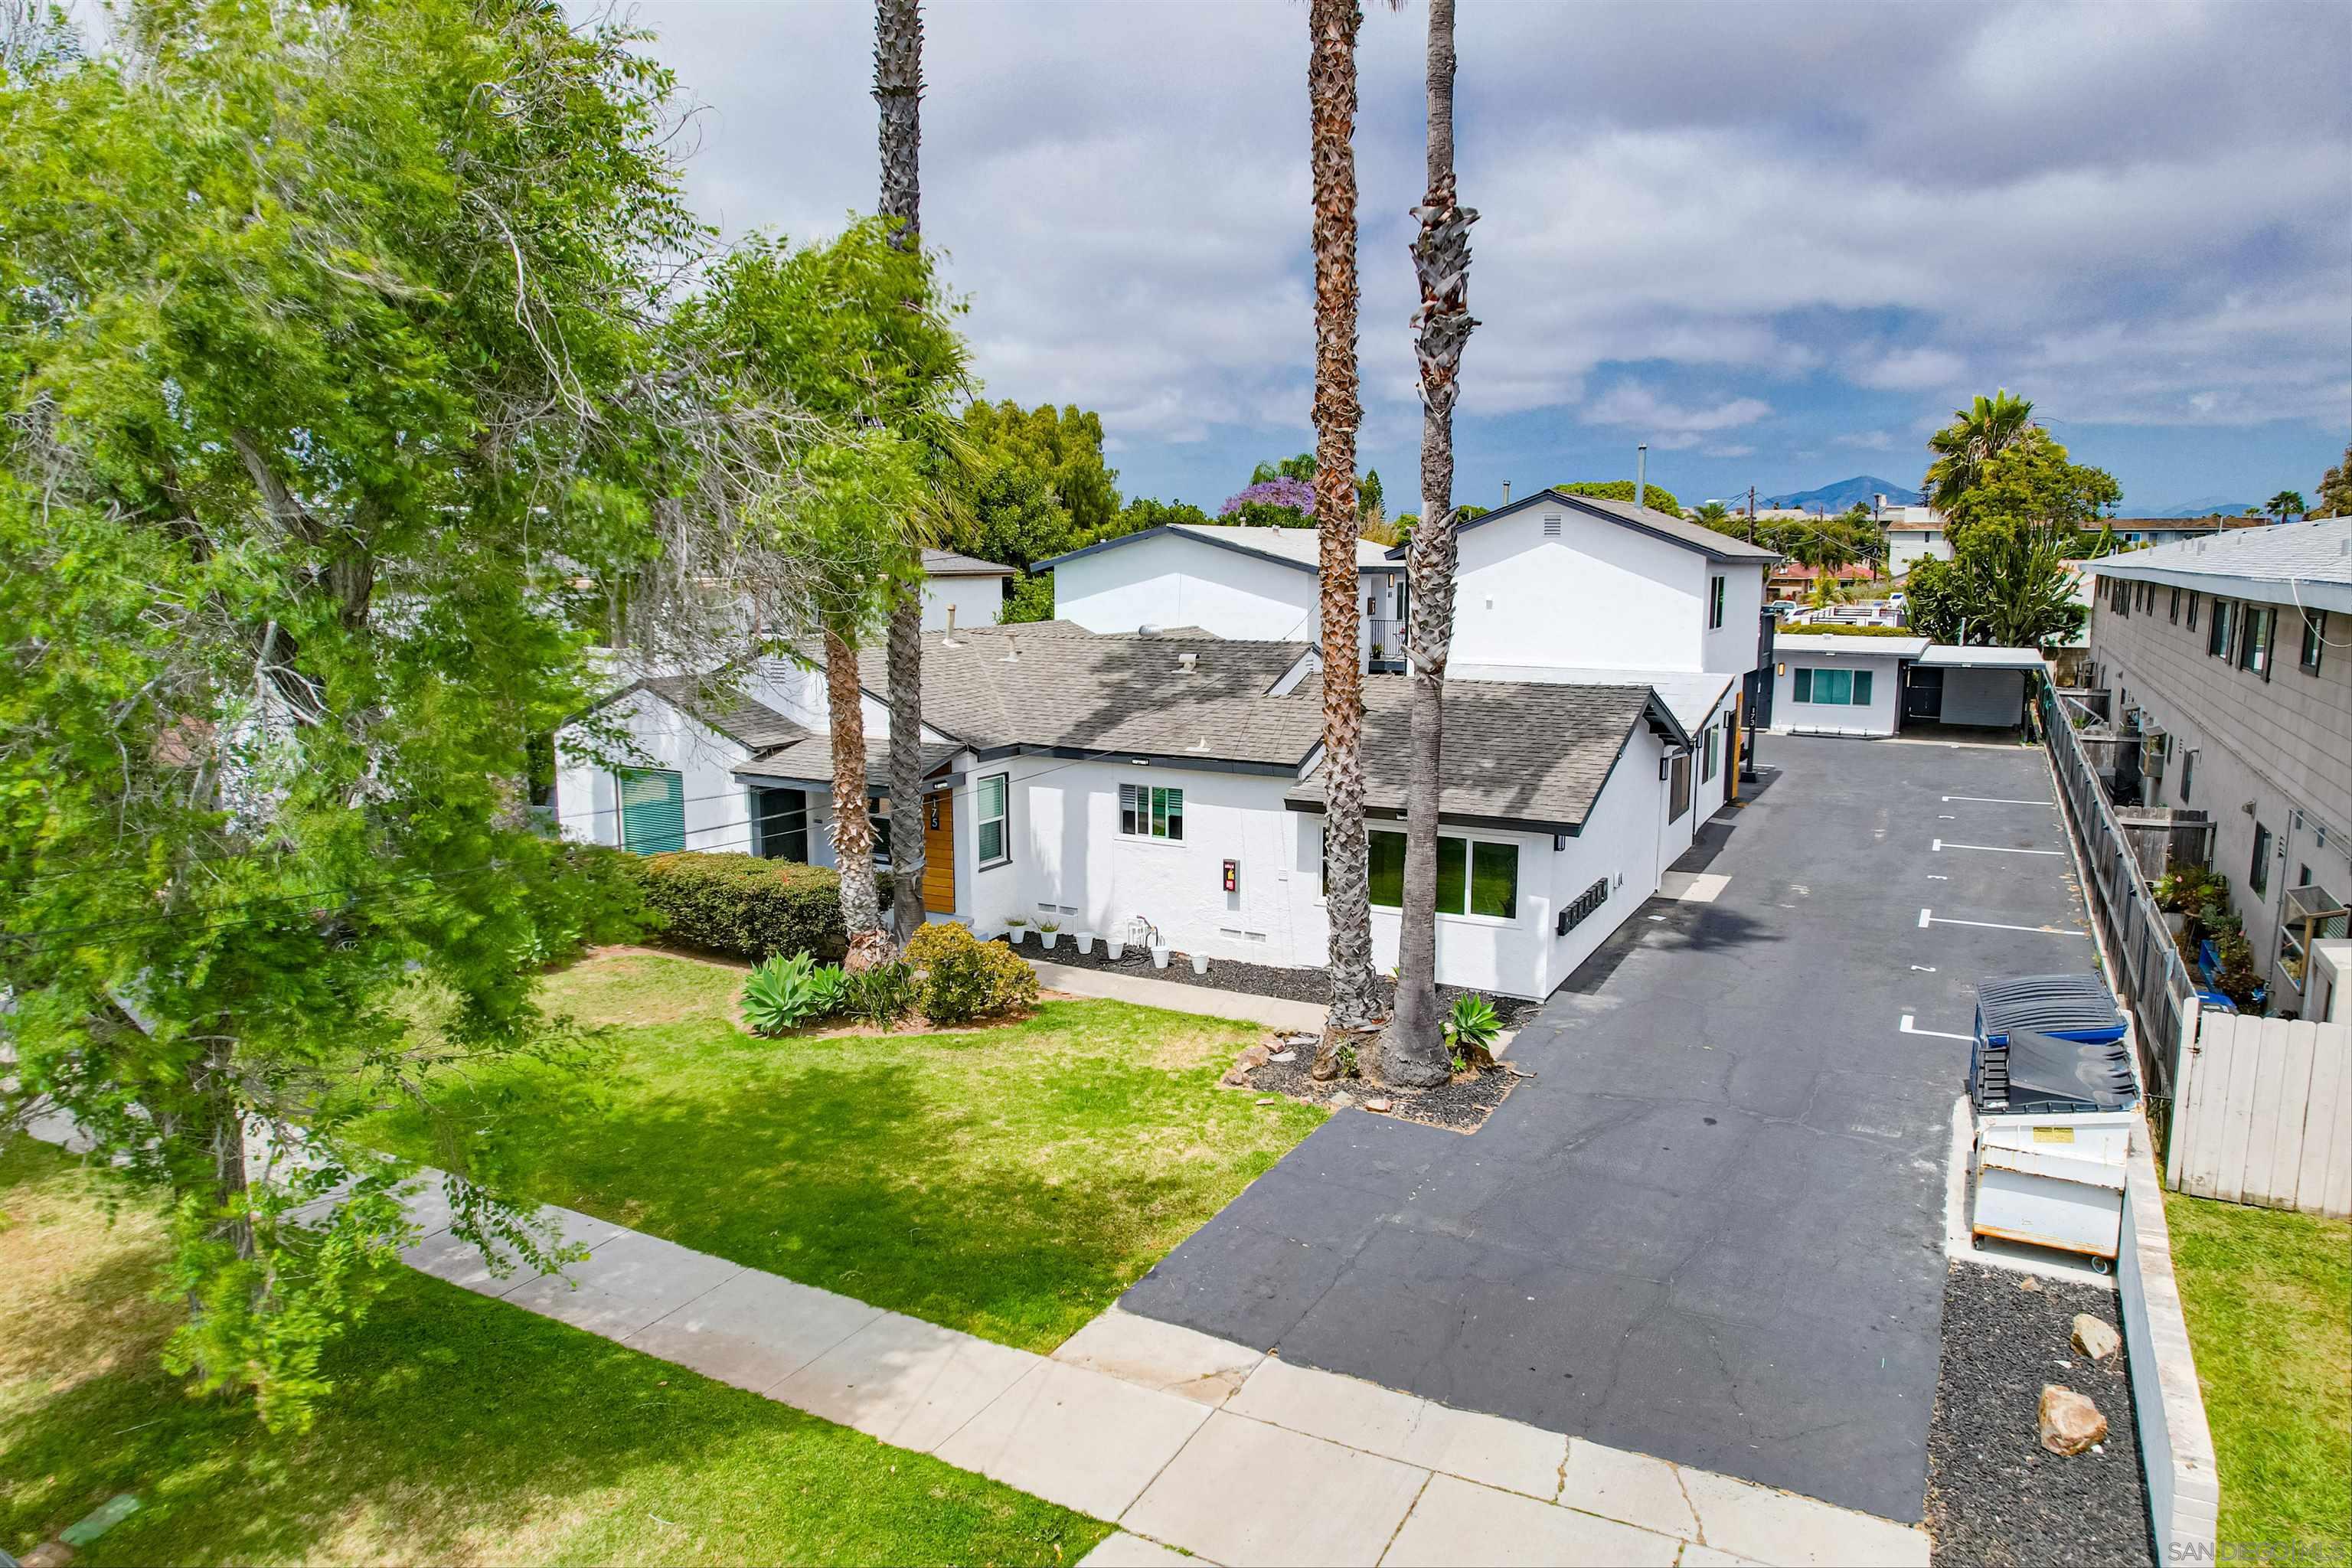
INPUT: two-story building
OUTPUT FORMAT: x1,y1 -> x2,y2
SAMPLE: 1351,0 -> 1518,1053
2082,518 -> 2352,1012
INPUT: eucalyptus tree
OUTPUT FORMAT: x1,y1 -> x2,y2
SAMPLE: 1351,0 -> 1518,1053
0,0 -> 698,1425
1378,0 -> 1478,1089
1307,0 -> 1380,1073
874,0 -> 933,948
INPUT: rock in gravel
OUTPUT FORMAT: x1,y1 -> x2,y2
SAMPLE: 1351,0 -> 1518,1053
2017,1276 -> 2043,1292
1282,1032 -> 1319,1047
2038,1385 -> 2109,1455
1218,1067 -> 1251,1088
1329,1093 -> 1354,1110
2071,1314 -> 2122,1361
1237,1044 -> 1272,1070
1269,1050 -> 1297,1063
1255,1096 -> 1276,1106
1363,1097 -> 1393,1113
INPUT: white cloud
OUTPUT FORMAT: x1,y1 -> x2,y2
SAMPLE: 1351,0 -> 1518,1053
1834,431 -> 1897,451
1583,383 -> 1773,437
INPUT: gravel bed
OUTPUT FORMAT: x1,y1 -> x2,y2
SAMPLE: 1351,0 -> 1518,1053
1023,936 -> 1542,1028
1235,1039 -> 1521,1133
1927,1262 -> 2155,1568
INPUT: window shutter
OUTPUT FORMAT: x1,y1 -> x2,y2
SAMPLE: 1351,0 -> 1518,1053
619,769 -> 686,854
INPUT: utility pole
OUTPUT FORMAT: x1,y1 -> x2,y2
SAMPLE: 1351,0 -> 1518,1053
1746,485 -> 1756,543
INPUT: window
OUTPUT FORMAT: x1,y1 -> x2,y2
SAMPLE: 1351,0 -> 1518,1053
1119,782 -> 1183,841
2179,749 -> 2195,803
1668,750 -> 1692,822
2168,586 -> 2181,623
2239,605 -> 2273,678
1708,575 -> 1726,629
1792,666 -> 1873,706
976,773 -> 1009,866
1350,829 -> 1519,920
2207,598 -> 2236,660
2186,592 -> 2199,632
2300,609 -> 2326,674
1702,724 -> 1719,782
616,767 -> 686,855
753,787 -> 809,862
2250,822 -> 2272,897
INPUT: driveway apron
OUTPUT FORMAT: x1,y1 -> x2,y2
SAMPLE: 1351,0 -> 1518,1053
1118,734 -> 2094,1523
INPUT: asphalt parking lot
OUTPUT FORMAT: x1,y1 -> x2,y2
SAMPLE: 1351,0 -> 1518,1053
1120,733 -> 2096,1523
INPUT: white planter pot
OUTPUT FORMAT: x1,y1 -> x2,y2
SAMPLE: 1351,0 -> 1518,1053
1151,945 -> 1171,969
1040,932 -> 1060,950
1078,932 -> 1097,956
1008,929 -> 1029,944
1190,953 -> 1210,976
1106,940 -> 1125,961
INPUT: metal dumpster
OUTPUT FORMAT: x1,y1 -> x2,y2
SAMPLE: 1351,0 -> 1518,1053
1970,972 -> 2128,1110
1968,973 -> 2139,1269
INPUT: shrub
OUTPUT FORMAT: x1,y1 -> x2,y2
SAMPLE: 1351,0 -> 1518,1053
840,961 -> 917,1027
1446,993 -> 1501,1053
905,922 -> 1038,1024
629,852 -> 886,963
742,952 -> 839,1036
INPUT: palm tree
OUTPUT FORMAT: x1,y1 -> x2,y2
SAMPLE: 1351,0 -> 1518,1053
875,0 -> 928,949
2265,490 -> 2305,522
1377,0 -> 1476,1089
1693,499 -> 1734,534
1922,389 -> 2036,510
1307,0 -> 1380,1076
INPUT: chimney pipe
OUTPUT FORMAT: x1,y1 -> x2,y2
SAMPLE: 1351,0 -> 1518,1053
944,604 -> 958,643
1635,443 -> 1648,511
1502,480 -> 1512,505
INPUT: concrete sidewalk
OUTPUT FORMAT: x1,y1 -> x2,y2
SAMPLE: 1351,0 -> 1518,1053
1029,958 -> 1328,1034
384,1165 -> 1924,1567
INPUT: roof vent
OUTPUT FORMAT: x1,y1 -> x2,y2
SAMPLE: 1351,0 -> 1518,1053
1177,651 -> 1198,675
1000,632 -> 1020,664
1138,623 -> 1161,637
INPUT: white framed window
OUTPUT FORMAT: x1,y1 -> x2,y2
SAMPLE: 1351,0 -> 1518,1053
976,773 -> 1009,867
1792,666 -> 1873,706
1708,575 -> 1726,629
1326,828 -> 1520,920
1702,724 -> 1719,782
1119,782 -> 1184,841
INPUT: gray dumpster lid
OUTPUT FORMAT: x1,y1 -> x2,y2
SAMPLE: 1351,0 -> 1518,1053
2001,1028 -> 2140,1113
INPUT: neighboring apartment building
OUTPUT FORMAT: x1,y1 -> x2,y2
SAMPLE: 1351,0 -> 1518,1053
2102,516 -> 2279,550
1880,506 -> 1951,576
2083,518 -> 2352,1013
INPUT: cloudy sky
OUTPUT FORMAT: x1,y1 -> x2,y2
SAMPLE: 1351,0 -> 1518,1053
628,0 -> 2349,514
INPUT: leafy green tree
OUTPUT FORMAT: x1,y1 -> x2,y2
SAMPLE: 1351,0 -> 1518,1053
1001,571 -> 1056,623
1941,431 -> 2119,539
0,0 -> 688,1426
963,462 -> 1078,569
1902,523 -> 2084,648
2265,490 -> 2306,522
1359,468 -> 1386,528
2313,443 -> 2352,519
1551,479 -> 1684,515
1250,452 -> 1317,484
1694,500 -> 1735,532
1922,389 -> 2037,508
960,402 -> 1119,551
1107,497 -> 1214,539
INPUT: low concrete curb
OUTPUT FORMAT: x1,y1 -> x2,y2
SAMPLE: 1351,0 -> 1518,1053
2118,1114 -> 2222,1563
1028,959 -> 1328,1034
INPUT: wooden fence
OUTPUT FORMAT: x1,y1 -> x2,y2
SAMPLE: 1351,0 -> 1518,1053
2167,1014 -> 2352,1217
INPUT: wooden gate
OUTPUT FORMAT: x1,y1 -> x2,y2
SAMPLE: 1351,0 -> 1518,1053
2168,1013 -> 2352,1217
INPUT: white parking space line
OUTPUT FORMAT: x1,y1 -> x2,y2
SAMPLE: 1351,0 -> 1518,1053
1919,907 -> 2089,936
1903,1014 -> 1973,1041
1940,795 -> 2055,806
1931,838 -> 2063,856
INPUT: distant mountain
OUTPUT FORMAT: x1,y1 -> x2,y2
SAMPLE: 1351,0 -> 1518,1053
1760,475 -> 1924,511
2151,496 -> 2259,518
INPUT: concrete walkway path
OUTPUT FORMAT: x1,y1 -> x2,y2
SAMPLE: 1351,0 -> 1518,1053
1029,958 -> 1328,1034
381,1165 -> 1923,1566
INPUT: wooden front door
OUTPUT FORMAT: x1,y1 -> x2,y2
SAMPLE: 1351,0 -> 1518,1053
922,789 -> 956,914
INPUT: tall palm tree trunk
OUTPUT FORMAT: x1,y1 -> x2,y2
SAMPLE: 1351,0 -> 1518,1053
1380,0 -> 1476,1089
876,0 -> 928,949
1308,0 -> 1380,1076
825,628 -> 892,969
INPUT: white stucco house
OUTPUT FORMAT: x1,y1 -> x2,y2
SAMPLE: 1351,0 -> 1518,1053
1037,524 -> 1404,671
919,548 -> 1016,632
1881,507 -> 1952,576
1766,635 -> 2040,737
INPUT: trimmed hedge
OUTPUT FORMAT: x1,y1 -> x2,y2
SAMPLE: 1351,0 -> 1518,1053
629,852 -> 886,964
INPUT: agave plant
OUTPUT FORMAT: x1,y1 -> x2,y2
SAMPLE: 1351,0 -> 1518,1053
742,952 -> 841,1037
1444,993 -> 1501,1059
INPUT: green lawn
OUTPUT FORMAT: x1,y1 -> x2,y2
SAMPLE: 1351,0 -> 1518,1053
0,1138 -> 1108,1566
2165,1192 -> 2351,1558
362,951 -> 1324,1351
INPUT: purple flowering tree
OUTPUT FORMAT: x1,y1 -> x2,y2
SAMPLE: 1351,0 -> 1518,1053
1220,475 -> 1316,524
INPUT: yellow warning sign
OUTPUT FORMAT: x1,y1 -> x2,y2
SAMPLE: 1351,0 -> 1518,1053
2033,1125 -> 2077,1145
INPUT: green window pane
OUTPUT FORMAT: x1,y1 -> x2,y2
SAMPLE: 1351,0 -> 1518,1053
1794,668 -> 1813,703
981,775 -> 1006,817
1470,841 -> 1518,919
1436,835 -> 1468,915
1368,829 -> 1405,907
1852,668 -> 1874,707
618,768 -> 685,855
978,819 -> 1004,863
1816,668 -> 1851,705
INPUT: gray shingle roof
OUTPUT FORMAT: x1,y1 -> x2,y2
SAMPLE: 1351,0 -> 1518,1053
857,621 -> 1323,766
1034,524 -> 1396,575
1391,488 -> 1781,565
636,675 -> 811,751
1285,676 -> 1675,832
2082,518 -> 2352,612
734,734 -> 960,790
922,548 -> 1017,577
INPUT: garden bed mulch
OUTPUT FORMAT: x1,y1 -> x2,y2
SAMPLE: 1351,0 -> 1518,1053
1024,937 -> 1543,1029
1926,1262 -> 2155,1568
1223,1032 -> 1522,1134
